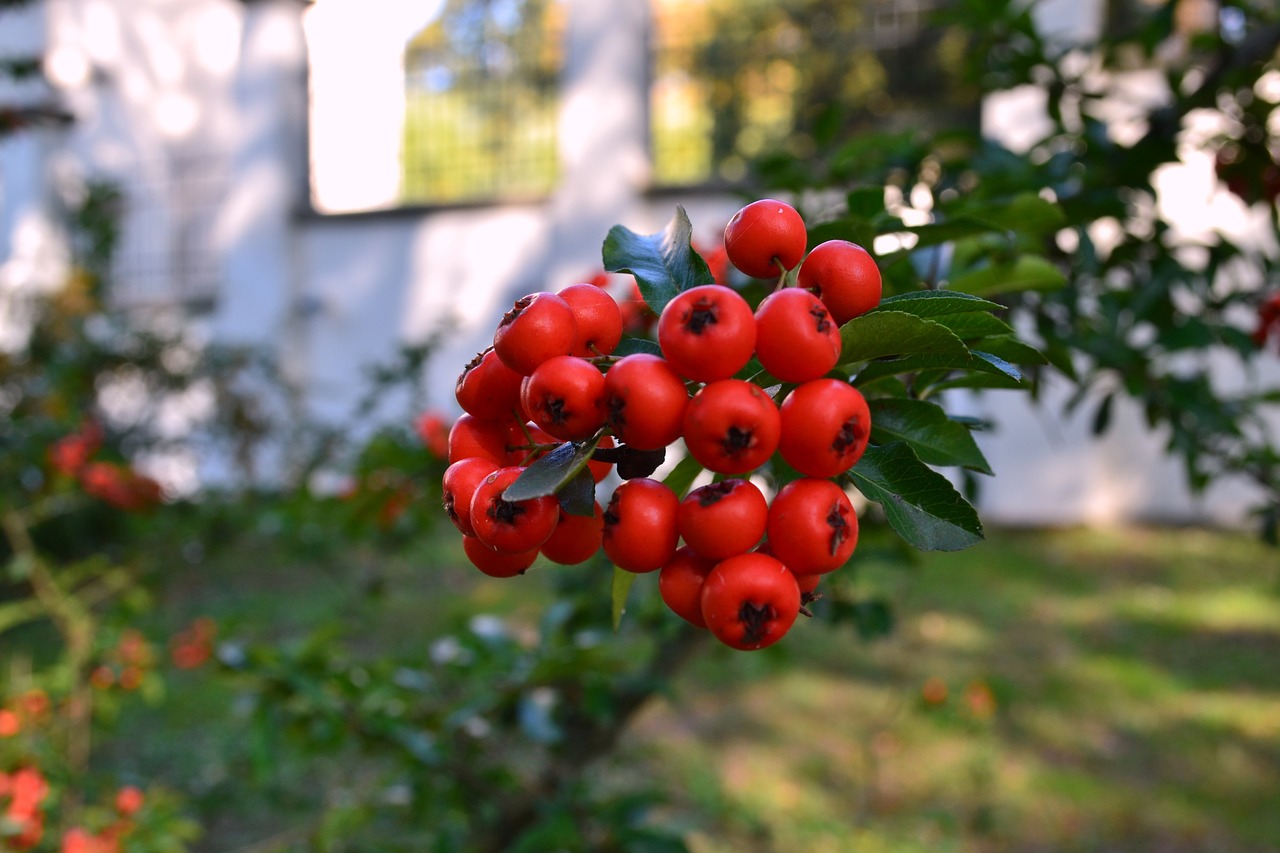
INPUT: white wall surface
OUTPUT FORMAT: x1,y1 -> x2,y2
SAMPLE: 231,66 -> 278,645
3,0 -> 1275,527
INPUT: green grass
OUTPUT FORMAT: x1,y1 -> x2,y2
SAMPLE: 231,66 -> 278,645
89,523 -> 1280,851
620,526 -> 1280,852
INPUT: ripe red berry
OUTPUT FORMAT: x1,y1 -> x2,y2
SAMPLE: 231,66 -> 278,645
766,478 -> 858,575
456,348 -> 524,420
658,546 -> 716,627
723,199 -> 808,279
657,284 -> 757,382
469,466 -> 560,554
442,457 -> 500,536
797,240 -> 882,325
540,502 -> 605,565
115,786 -> 145,817
601,477 -> 679,573
603,353 -> 689,451
521,355 -> 607,441
447,413 -> 519,466
558,282 -> 624,356
462,534 -> 539,577
753,288 -> 842,383
777,379 -> 871,477
700,552 -> 801,650
493,291 -> 579,376
677,478 -> 768,560
682,379 -> 781,475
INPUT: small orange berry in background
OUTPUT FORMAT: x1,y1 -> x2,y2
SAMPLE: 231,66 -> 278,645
964,680 -> 997,719
921,676 -> 949,706
90,666 -> 115,690
0,708 -> 20,737
115,785 -> 145,817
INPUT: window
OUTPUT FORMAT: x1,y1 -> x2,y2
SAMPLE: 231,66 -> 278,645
649,0 -> 974,187
401,0 -> 565,204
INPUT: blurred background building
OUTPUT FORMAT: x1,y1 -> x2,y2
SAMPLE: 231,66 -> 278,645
0,0 -> 1273,525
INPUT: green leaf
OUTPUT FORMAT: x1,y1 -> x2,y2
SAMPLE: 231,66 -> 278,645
661,451 -> 705,499
947,256 -> 1066,297
838,311 -> 971,366
504,437 -> 600,502
602,205 -> 715,316
847,443 -> 984,551
868,399 -> 993,474
971,193 -> 1066,236
975,334 -> 1048,366
933,311 -> 1015,340
611,566 -> 637,631
846,186 -> 886,220
875,291 -> 1004,318
852,348 -> 1023,387
897,217 -> 1008,249
612,336 -> 662,358
557,469 -> 597,517
970,351 -> 1023,381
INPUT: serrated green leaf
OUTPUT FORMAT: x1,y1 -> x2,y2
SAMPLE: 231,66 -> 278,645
970,350 -> 1022,381
924,372 -> 1027,392
602,205 -> 715,316
947,256 -> 1066,296
868,399 -> 993,474
504,437 -> 600,502
875,291 -> 1004,318
611,566 -> 637,631
975,334 -> 1048,366
847,443 -> 984,551
852,348 -> 1024,387
838,311 -> 971,366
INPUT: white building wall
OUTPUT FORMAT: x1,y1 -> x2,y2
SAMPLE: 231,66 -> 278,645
1,0 -> 1274,527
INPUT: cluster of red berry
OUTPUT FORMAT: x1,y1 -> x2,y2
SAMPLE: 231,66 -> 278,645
442,200 -> 883,650
47,420 -> 163,512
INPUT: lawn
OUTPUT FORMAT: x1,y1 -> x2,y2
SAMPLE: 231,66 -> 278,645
632,526 -> 1280,852
99,522 -> 1280,851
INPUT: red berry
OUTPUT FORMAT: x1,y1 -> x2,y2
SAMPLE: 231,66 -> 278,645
559,282 -> 624,356
442,457 -> 499,536
723,199 -> 808,279
681,379 -> 781,475
657,284 -> 757,382
540,502 -> 605,565
797,240 -> 882,325
677,478 -> 768,560
658,546 -> 716,627
753,287 -> 842,383
469,466 -> 560,554
766,478 -> 858,575
601,478 -> 679,573
521,355 -> 608,441
448,413 -> 519,466
777,379 -> 871,477
700,552 -> 801,650
456,349 -> 524,420
493,291 -> 579,376
603,353 -> 689,451
462,534 -> 538,577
